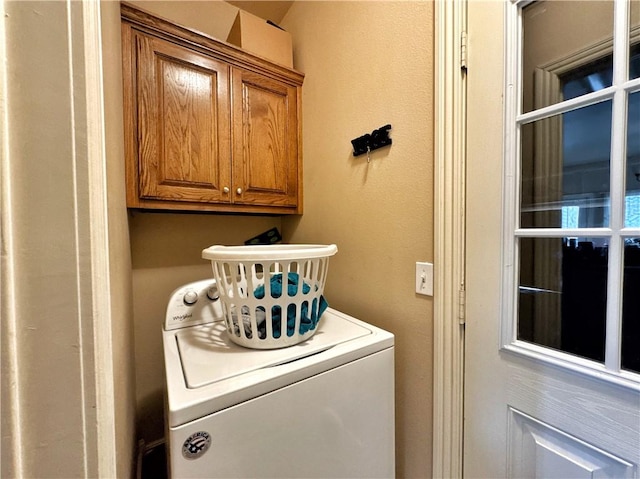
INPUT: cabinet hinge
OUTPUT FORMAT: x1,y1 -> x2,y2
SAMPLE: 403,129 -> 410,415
460,31 -> 468,71
458,287 -> 466,325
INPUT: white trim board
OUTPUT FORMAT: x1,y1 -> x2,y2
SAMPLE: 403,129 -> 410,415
433,1 -> 467,477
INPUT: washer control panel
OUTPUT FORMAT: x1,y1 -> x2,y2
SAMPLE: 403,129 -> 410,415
164,279 -> 224,331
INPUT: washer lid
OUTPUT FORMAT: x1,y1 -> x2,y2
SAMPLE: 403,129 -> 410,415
175,311 -> 372,389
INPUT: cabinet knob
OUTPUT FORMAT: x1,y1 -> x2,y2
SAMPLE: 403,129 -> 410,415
236,188 -> 243,195
223,187 -> 229,194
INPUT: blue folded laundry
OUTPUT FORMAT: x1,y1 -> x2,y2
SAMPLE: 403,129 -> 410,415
254,272 -> 328,338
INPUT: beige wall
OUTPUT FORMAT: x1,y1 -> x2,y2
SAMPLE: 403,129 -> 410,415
2,4 -> 90,475
115,2 -> 434,477
281,3 -> 435,477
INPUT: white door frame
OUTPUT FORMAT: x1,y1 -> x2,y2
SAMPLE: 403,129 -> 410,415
84,1 -> 119,474
433,0 -> 467,477
1,0 -> 116,476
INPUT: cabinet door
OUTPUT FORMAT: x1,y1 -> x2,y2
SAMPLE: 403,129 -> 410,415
231,69 -> 299,208
136,34 -> 231,204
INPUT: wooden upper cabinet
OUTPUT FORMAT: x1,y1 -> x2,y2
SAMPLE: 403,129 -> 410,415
232,69 -> 298,208
121,3 -> 304,214
136,36 -> 231,204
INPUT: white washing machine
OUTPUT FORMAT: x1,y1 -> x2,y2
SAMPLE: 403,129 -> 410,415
162,279 -> 395,478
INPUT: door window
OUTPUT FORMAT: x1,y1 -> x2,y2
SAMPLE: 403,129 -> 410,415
505,0 -> 640,383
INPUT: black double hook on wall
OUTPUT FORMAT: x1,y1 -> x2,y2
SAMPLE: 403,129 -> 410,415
351,124 -> 392,162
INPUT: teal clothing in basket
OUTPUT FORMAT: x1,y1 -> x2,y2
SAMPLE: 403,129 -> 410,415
254,273 -> 328,338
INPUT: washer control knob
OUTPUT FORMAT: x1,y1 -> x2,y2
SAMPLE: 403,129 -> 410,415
183,290 -> 198,305
206,286 -> 220,301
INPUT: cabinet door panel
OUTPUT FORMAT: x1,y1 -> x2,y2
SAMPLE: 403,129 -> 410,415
137,34 -> 231,203
232,69 -> 299,207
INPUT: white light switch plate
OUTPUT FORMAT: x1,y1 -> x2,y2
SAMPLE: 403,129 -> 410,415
415,262 -> 433,296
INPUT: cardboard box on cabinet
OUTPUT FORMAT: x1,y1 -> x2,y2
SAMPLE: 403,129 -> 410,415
227,10 -> 293,68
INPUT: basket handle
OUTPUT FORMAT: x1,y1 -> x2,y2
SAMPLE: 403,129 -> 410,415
202,244 -> 338,261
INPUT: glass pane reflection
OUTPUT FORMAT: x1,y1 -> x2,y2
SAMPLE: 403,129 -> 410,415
627,92 -> 640,228
522,1 -> 614,113
622,238 -> 640,373
561,56 -> 613,102
518,237 -> 608,363
521,102 -> 612,228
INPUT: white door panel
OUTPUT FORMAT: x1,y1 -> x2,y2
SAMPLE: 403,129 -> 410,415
506,360 -> 640,463
508,408 -> 635,479
464,1 -> 640,478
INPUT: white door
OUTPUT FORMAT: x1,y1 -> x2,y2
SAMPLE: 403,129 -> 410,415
464,1 -> 640,478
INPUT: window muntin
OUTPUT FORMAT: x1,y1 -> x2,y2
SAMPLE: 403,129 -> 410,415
506,0 -> 640,386
631,0 -> 640,80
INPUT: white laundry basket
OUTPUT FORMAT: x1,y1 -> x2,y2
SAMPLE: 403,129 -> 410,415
202,244 -> 338,349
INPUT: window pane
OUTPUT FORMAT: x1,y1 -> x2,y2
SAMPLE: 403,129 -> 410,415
626,194 -> 640,227
522,1 -> 614,113
631,0 -> 640,80
521,102 -> 612,228
622,238 -> 640,373
561,56 -> 613,102
518,237 -> 607,363
627,91 -> 640,228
